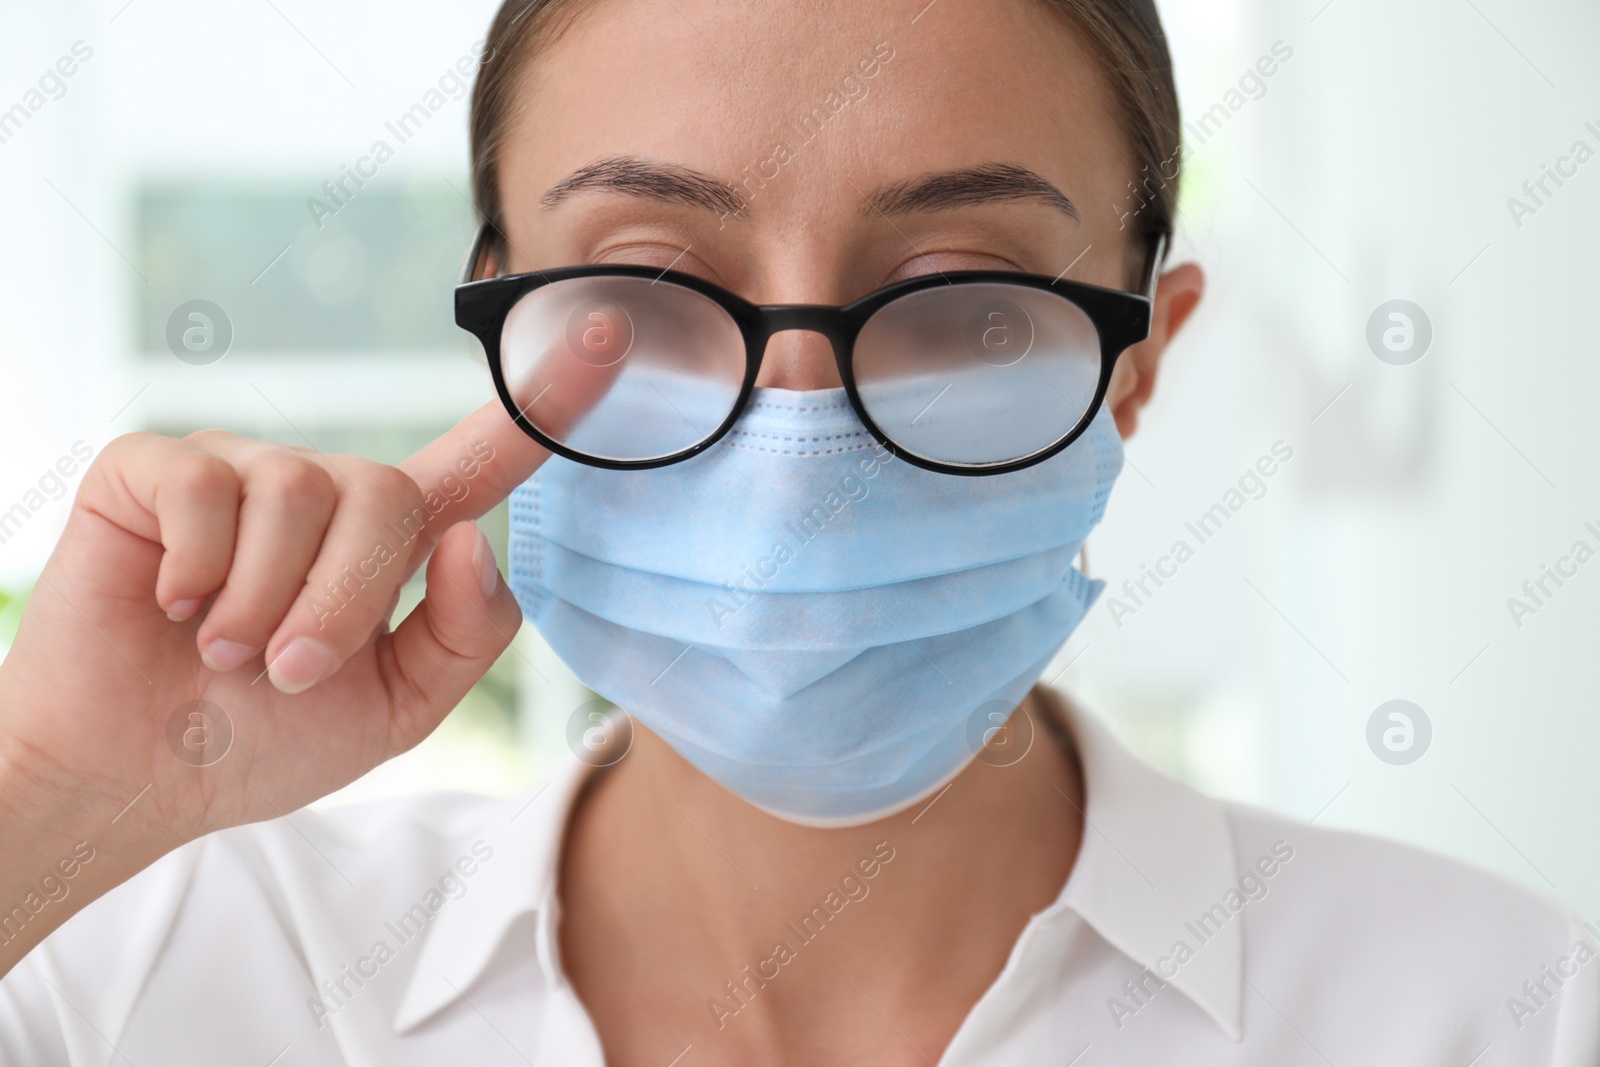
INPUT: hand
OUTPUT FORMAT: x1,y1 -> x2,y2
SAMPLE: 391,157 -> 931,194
0,400 -> 548,954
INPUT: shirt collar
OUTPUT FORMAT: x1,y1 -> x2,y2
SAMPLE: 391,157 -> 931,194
1042,688 -> 1244,1041
392,754 -> 594,1034
393,687 -> 1243,1042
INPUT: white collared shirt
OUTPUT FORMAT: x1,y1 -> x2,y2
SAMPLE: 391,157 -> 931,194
3,691 -> 1596,1066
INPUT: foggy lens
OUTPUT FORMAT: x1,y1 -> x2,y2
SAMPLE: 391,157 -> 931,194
499,276 -> 747,462
853,283 -> 1103,467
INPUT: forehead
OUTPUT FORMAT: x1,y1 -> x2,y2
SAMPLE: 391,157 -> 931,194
498,0 -> 1129,222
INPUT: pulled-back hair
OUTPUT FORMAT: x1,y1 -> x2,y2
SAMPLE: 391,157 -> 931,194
469,0 -> 1180,275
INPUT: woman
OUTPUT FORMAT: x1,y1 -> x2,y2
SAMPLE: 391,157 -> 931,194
0,0 -> 1592,1063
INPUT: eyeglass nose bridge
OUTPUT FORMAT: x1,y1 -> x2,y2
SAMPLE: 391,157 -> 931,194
744,305 -> 858,388
752,305 -> 855,346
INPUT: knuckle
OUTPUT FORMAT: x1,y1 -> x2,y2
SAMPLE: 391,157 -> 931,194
168,451 -> 240,501
366,464 -> 425,513
184,428 -> 237,449
253,455 -> 336,514
99,430 -> 162,466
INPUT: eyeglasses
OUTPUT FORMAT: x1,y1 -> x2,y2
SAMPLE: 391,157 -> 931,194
455,226 -> 1165,476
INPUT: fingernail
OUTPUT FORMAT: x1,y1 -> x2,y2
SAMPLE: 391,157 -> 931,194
201,639 -> 258,673
475,526 -> 499,600
268,637 -> 336,695
167,598 -> 203,622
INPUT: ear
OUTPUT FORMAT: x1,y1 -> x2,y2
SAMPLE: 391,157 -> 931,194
1106,262 -> 1205,439
475,244 -> 504,281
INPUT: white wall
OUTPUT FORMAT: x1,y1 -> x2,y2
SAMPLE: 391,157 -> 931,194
0,0 -> 502,582
1066,0 -> 1600,918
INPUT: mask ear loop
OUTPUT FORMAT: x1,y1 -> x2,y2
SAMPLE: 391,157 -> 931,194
1076,544 -> 1091,580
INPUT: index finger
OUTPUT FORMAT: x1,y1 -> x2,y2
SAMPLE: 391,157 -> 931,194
396,399 -> 550,579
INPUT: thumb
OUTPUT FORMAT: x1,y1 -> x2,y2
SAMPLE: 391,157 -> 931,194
380,520 -> 522,753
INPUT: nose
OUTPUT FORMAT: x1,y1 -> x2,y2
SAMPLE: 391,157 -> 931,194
754,328 -> 844,390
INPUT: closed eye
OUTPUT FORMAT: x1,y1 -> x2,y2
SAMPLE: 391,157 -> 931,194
884,250 -> 1028,285
592,241 -> 710,277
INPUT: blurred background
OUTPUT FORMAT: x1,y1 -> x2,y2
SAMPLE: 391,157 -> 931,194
2,0 -> 1597,919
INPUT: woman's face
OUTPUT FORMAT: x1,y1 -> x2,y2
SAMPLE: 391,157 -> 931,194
493,0 -> 1157,402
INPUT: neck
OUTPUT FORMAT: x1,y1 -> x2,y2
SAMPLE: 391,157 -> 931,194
558,689 -> 1086,1067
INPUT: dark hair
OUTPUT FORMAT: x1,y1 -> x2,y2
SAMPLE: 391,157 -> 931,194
469,0 -> 1180,275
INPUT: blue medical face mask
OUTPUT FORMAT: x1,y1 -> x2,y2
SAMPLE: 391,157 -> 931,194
508,386 -> 1122,826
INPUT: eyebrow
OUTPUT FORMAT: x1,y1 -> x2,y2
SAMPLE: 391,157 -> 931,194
863,164 -> 1079,221
539,156 -> 1078,225
541,155 -> 745,217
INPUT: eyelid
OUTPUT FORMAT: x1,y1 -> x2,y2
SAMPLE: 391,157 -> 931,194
591,241 -> 713,276
885,250 -> 1027,283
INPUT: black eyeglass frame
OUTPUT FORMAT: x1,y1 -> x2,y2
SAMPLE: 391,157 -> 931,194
454,226 -> 1166,476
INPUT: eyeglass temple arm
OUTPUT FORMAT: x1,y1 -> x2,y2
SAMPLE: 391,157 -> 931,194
1139,232 -> 1168,310
462,223 -> 493,285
